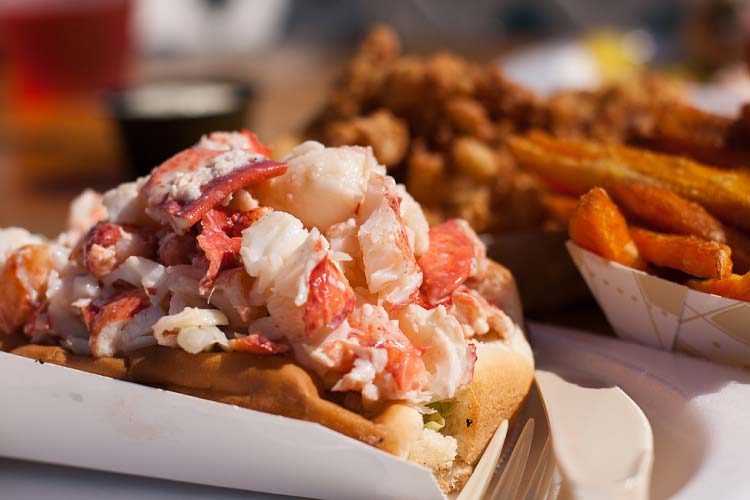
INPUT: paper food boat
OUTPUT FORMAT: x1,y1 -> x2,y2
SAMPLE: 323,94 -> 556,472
567,241 -> 750,368
0,349 -> 546,499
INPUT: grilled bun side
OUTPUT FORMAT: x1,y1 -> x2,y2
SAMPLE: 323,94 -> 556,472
11,344 -> 128,380
127,346 -> 419,454
443,335 -> 534,466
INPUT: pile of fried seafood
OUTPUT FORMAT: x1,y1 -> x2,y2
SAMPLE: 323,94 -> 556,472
303,26 -> 750,243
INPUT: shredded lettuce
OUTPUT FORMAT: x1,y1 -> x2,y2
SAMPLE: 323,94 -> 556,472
423,400 -> 456,431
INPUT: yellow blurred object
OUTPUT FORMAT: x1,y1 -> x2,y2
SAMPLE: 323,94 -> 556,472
585,29 -> 655,82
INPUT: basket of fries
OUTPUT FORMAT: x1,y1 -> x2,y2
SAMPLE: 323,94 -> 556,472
509,129 -> 750,367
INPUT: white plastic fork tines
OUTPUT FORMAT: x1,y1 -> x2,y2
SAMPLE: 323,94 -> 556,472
536,370 -> 654,500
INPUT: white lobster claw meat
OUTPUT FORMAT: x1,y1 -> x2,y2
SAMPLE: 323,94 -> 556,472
240,211 -> 309,303
358,177 -> 422,305
253,141 -> 385,231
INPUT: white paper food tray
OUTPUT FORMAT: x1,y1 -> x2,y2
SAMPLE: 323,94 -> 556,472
567,241 -> 750,368
0,351 -> 448,500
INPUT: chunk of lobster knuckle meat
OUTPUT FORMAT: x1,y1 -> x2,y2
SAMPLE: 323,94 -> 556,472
325,304 -> 430,405
74,222 -> 157,279
208,268 -> 266,330
151,307 -> 230,354
0,243 -> 63,335
358,172 -> 428,257
261,229 -> 332,339
252,141 -> 385,232
358,175 -> 423,306
101,256 -> 168,307
44,267 -> 101,346
417,219 -> 485,305
196,207 -> 271,293
395,184 -> 430,257
140,145 -> 286,233
448,286 -> 513,339
240,211 -> 311,304
397,304 -> 476,400
80,288 -> 150,358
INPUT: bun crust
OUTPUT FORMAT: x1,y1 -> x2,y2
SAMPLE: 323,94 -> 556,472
11,344 -> 127,380
443,340 -> 534,466
128,346 -> 414,456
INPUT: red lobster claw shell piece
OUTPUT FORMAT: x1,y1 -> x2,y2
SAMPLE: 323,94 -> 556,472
417,219 -> 477,305
140,147 -> 286,233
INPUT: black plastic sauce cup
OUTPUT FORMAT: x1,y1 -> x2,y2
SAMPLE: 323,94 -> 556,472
106,80 -> 254,178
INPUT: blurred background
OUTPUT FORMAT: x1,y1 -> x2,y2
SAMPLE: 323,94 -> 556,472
0,0 -> 748,237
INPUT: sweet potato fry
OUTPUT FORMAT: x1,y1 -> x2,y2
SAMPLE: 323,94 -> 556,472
569,188 -> 646,270
641,103 -> 750,168
542,193 -> 579,227
630,228 -> 733,279
607,181 -> 726,243
687,273 -> 750,302
508,131 -> 750,231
